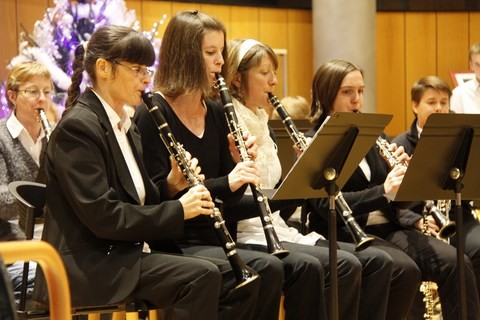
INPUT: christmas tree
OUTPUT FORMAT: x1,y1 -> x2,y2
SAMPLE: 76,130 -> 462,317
0,0 -> 163,119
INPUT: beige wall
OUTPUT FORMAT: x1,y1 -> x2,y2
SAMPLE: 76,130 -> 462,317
1,1 -> 479,136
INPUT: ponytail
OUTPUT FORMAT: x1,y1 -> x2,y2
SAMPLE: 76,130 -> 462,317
65,43 -> 86,110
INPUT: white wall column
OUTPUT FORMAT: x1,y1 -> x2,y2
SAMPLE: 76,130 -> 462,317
312,0 -> 377,112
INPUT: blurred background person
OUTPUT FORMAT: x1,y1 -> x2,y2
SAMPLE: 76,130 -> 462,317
450,42 -> 480,114
270,95 -> 310,120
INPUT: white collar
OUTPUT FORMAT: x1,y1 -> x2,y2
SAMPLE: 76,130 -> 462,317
91,89 -> 131,133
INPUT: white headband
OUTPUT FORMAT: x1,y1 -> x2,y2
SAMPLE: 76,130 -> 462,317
236,39 -> 262,68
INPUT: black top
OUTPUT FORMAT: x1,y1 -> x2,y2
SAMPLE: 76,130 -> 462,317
134,93 -> 247,245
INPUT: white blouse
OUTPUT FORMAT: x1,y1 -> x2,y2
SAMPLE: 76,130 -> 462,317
233,98 -> 324,246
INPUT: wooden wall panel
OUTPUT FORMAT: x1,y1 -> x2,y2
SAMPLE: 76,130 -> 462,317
171,2 -> 201,13
229,6 -> 259,40
437,13 -> 470,89
16,0 -> 47,41
469,12 -> 480,59
141,0 -> 172,36
259,8 -> 287,49
258,8 -> 288,100
286,9 -> 312,101
124,0 -> 143,28
0,0 -> 18,79
404,12 -> 437,126
200,4 -> 231,33
376,12 -> 406,136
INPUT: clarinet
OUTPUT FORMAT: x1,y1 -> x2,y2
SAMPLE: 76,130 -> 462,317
424,200 -> 456,240
268,93 -> 375,251
37,109 -> 53,141
215,74 -> 289,258
376,137 -> 456,239
141,91 -> 259,288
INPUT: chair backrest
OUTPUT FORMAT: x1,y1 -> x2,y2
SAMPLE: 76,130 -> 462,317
0,257 -> 17,320
0,241 -> 72,320
8,181 -> 46,240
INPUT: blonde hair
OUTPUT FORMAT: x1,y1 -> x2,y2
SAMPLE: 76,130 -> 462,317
226,38 -> 278,103
6,61 -> 52,109
270,95 -> 310,120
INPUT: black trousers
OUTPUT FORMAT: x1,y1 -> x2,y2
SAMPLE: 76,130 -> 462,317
314,240 -> 395,320
408,214 -> 480,320
130,252 -> 225,320
369,224 -> 480,320
180,245 -> 282,320
239,239 -> 394,320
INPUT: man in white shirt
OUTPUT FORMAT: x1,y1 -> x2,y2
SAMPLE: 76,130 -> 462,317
451,43 -> 480,114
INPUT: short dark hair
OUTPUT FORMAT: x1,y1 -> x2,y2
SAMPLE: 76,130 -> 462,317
410,75 -> 451,115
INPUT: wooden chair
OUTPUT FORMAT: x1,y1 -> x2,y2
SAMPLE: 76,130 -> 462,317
8,181 -> 160,320
0,255 -> 17,320
0,241 -> 72,320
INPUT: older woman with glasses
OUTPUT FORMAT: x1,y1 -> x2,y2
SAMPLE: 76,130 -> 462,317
1,61 -> 53,298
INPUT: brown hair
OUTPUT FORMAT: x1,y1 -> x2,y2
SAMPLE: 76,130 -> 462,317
411,76 -> 451,105
310,59 -> 363,127
6,61 -> 52,109
154,11 -> 227,99
226,38 -> 278,103
66,25 -> 155,108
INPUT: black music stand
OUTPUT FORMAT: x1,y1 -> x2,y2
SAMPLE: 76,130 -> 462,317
268,112 -> 392,320
395,113 -> 480,320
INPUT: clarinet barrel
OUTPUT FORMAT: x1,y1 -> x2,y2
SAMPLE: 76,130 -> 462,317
37,109 -> 53,141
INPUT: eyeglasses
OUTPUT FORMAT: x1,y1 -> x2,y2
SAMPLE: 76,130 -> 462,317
17,88 -> 53,99
114,62 -> 154,78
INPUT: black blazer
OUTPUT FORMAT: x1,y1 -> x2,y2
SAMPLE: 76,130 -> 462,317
34,89 -> 184,307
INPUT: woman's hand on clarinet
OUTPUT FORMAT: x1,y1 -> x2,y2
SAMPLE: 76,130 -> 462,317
179,185 -> 215,220
391,144 -> 411,165
228,131 -> 258,162
383,165 -> 407,200
228,161 -> 260,192
166,153 -> 205,198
